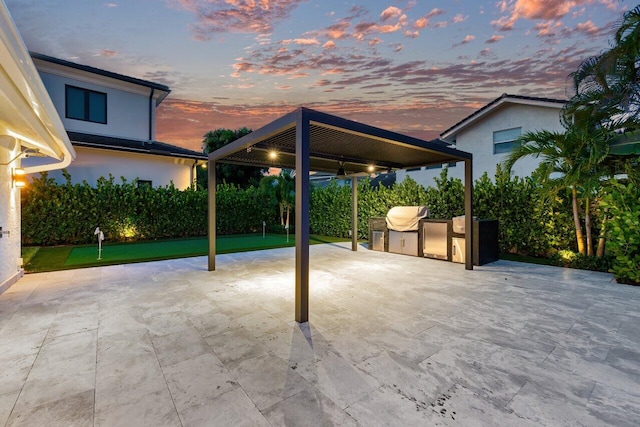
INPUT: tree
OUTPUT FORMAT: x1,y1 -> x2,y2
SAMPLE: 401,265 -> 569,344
258,171 -> 295,230
201,128 -> 266,188
567,5 -> 640,129
504,124 -> 611,255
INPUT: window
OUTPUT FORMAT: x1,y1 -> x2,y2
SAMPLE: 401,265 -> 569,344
493,127 -> 522,154
137,180 -> 152,188
425,162 -> 456,170
65,85 -> 107,124
406,167 -> 422,172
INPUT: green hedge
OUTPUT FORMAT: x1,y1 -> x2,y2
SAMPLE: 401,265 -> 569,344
601,182 -> 640,285
310,168 -> 575,257
24,168 -> 637,285
21,172 -> 279,245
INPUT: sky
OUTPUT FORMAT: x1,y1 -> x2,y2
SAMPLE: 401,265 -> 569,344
5,0 -> 627,152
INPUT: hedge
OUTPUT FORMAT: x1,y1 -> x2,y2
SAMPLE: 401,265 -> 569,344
24,168 -> 639,285
21,172 -> 279,245
601,182 -> 640,285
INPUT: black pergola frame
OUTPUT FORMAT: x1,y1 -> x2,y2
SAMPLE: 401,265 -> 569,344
208,107 -> 474,323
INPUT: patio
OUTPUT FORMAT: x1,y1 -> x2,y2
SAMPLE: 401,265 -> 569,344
1,243 -> 639,426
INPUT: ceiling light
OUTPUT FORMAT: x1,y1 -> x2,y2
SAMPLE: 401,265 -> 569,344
269,150 -> 277,159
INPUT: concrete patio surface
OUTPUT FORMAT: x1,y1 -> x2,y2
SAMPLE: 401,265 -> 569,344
1,242 -> 639,426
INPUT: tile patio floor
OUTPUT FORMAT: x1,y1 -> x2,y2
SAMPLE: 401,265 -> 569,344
1,243 -> 639,426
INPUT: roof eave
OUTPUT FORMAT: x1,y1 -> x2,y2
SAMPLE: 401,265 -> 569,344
440,94 -> 567,141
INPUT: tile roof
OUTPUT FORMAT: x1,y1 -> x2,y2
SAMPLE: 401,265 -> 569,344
68,132 -> 206,161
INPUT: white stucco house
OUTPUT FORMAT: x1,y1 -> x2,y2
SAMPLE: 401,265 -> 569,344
0,2 -> 75,292
397,94 -> 567,187
25,53 -> 206,190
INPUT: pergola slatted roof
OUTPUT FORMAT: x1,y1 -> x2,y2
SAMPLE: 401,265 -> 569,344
208,107 -> 474,324
210,107 -> 471,173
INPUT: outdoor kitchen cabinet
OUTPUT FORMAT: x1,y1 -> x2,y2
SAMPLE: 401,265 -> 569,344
451,219 -> 499,266
388,230 -> 419,256
368,217 -> 388,252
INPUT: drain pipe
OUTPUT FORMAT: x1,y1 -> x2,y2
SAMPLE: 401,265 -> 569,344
148,88 -> 155,142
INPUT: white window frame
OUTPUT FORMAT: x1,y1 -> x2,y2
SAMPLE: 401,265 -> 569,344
493,127 -> 522,154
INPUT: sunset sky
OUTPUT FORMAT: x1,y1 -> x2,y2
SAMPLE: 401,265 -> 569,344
6,0 -> 625,152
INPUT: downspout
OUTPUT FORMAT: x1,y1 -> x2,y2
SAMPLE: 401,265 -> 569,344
148,88 -> 155,142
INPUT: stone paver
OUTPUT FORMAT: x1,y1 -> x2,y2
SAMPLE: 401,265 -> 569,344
0,242 -> 639,426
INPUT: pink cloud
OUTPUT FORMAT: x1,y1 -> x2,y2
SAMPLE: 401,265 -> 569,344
414,17 -> 428,29
414,8 -> 445,29
492,0 -> 616,31
452,14 -> 468,23
533,20 -> 563,36
282,38 -> 320,46
169,0 -> 307,39
380,6 -> 402,21
485,35 -> 504,44
323,40 -> 336,49
575,19 -> 599,35
453,35 -> 475,47
324,21 -> 351,39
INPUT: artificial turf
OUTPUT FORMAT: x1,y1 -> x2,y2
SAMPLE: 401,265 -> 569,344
24,234 -> 349,273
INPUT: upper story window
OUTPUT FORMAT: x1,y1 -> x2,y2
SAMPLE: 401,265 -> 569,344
65,85 -> 107,124
493,127 -> 522,154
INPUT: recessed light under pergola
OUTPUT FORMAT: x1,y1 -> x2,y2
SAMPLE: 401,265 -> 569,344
208,107 -> 474,323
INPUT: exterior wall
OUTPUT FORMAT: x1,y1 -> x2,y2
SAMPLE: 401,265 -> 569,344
0,146 -> 22,292
398,103 -> 564,188
38,71 -> 153,141
41,147 -> 196,190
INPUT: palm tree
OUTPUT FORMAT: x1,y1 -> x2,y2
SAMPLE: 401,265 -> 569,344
566,5 -> 640,129
272,171 -> 295,229
504,125 -> 605,255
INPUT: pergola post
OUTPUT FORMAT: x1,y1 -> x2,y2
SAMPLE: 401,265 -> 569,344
295,110 -> 310,323
464,158 -> 473,270
208,161 -> 216,271
352,176 -> 358,251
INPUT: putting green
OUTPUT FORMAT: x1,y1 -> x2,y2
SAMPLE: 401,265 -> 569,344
63,234 -> 335,267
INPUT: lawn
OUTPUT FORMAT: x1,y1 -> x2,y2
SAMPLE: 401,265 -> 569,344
23,234 -> 349,273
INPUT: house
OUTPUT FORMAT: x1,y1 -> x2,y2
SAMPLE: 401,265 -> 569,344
25,53 -> 206,189
0,4 -> 75,292
397,94 -> 567,187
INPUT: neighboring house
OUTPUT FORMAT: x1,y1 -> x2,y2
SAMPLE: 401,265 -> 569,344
397,94 -> 567,187
1,3 -> 75,292
25,53 -> 206,189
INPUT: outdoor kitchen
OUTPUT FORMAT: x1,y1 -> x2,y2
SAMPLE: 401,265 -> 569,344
369,206 -> 499,266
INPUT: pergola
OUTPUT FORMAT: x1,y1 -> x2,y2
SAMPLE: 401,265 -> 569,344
208,107 -> 473,323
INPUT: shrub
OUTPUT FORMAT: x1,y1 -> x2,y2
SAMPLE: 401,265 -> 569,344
601,182 -> 640,285
21,171 -> 280,245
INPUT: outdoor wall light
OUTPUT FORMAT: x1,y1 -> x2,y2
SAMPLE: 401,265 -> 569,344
367,165 -> 375,173
336,161 -> 347,178
201,162 -> 207,169
12,168 -> 26,188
